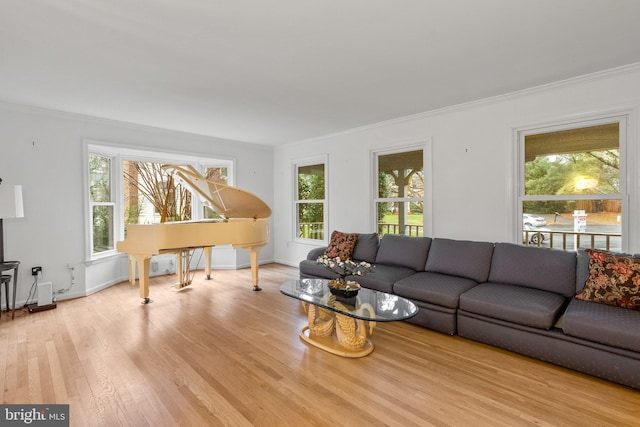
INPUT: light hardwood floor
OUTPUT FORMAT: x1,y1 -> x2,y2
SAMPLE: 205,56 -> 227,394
1,263 -> 639,426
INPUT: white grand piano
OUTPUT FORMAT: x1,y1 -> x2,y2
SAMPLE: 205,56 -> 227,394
116,165 -> 271,303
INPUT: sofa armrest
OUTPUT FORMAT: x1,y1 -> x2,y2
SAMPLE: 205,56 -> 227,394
307,247 -> 327,260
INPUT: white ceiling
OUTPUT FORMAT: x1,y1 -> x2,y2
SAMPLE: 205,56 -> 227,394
2,1 -> 640,145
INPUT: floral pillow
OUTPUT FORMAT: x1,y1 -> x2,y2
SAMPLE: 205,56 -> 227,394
324,230 -> 358,260
576,249 -> 640,310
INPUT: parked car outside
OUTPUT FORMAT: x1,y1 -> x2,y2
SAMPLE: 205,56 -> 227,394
523,213 -> 547,227
523,224 -> 551,244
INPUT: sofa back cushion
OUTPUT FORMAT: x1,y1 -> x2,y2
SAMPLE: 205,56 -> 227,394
489,243 -> 576,297
351,233 -> 379,263
375,234 -> 431,271
425,238 -> 494,282
575,249 -> 590,293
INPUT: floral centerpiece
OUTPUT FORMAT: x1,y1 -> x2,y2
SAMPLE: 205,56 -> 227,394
316,255 -> 373,297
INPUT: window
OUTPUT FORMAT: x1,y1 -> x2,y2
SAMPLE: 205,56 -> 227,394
518,118 -> 626,251
202,166 -> 228,219
123,161 -> 194,225
86,142 -> 233,260
374,148 -> 424,236
89,153 -> 115,255
294,160 -> 326,241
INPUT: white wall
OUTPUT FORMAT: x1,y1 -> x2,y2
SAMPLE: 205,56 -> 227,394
273,65 -> 640,267
0,103 -> 274,307
3,64 -> 640,306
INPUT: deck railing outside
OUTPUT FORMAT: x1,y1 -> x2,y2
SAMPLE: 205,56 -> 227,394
300,222 -> 621,252
523,229 -> 621,251
298,222 -> 325,240
377,223 -> 423,236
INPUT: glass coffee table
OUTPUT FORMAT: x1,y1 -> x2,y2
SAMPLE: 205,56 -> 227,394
280,279 -> 418,358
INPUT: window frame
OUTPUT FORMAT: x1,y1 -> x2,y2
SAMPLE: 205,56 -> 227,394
515,114 -> 630,251
85,141 -> 234,261
200,163 -> 231,219
88,152 -> 116,258
372,141 -> 432,237
292,155 -> 328,244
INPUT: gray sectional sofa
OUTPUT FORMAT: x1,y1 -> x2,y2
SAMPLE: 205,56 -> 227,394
299,233 -> 640,390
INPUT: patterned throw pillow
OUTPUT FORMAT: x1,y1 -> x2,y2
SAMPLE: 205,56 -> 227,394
576,249 -> 640,310
324,230 -> 358,260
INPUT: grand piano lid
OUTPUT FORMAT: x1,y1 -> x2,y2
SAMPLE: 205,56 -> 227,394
162,164 -> 272,219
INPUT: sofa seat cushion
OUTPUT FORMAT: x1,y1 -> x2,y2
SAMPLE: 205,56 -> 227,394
298,259 -> 341,280
394,272 -> 477,309
349,264 -> 416,293
459,282 -> 567,330
563,298 -> 640,353
375,234 -> 432,271
425,238 -> 494,282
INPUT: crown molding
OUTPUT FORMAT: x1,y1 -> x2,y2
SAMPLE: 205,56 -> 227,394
0,99 -> 272,151
279,62 -> 640,150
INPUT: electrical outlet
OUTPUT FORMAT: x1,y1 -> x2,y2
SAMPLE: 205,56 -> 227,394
32,266 -> 42,276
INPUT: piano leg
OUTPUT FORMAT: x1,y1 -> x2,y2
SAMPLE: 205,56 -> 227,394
127,256 -> 137,285
204,247 -> 212,280
129,253 -> 153,304
249,247 -> 262,291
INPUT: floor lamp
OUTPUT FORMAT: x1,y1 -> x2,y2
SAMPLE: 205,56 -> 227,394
0,182 -> 24,263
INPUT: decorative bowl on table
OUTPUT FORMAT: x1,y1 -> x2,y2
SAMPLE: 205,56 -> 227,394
328,280 -> 361,298
299,278 -> 326,295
